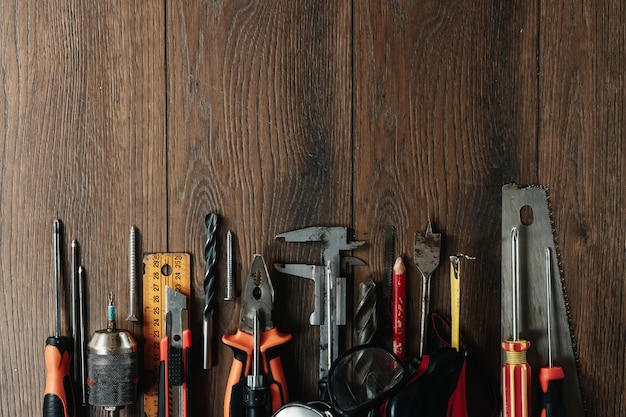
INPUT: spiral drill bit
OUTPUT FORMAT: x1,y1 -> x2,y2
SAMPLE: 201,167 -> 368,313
203,213 -> 218,369
355,279 -> 378,345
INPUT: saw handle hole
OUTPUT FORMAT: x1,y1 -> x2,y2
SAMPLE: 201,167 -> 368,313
520,205 -> 534,226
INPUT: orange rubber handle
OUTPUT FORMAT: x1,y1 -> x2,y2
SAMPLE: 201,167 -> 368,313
222,327 -> 292,417
43,336 -> 75,417
260,327 -> 292,410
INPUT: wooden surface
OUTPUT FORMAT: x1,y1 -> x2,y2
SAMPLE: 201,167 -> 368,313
1,1 -> 624,416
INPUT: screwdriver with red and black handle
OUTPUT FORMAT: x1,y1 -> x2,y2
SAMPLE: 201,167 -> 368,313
43,220 -> 76,417
539,248 -> 565,417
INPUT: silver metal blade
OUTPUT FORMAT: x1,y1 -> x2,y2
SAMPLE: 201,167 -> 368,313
501,184 -> 585,416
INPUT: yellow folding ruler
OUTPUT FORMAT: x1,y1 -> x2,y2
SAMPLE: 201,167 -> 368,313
142,253 -> 191,417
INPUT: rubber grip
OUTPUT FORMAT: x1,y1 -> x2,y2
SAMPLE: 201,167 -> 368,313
539,367 -> 565,417
182,329 -> 192,417
261,328 -> 292,410
43,337 -> 75,417
158,336 -> 169,417
223,329 -> 251,417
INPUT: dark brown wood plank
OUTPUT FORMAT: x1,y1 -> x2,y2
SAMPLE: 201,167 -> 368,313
166,1 -> 352,413
0,2 -> 166,416
540,1 -> 626,414
353,0 -> 539,413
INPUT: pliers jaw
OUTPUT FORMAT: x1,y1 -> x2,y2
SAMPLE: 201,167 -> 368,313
240,254 -> 275,334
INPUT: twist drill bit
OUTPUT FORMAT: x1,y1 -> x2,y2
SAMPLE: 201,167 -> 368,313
355,279 -> 377,345
203,213 -> 218,369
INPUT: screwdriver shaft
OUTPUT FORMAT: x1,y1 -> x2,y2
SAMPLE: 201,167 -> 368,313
53,220 -> 61,337
545,248 -> 553,367
78,266 -> 87,406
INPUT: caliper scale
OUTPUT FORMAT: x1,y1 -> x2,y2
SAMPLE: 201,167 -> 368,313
142,253 -> 191,417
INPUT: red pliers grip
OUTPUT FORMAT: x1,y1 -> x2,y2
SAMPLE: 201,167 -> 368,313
222,327 -> 292,417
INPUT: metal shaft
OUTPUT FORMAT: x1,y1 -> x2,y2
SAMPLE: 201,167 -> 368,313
355,279 -> 377,345
325,260 -> 334,370
545,247 -> 553,368
71,240 -> 79,382
78,266 -> 87,405
53,220 -> 62,337
203,213 -> 217,369
224,230 -> 234,301
126,226 -> 139,322
511,227 -> 520,341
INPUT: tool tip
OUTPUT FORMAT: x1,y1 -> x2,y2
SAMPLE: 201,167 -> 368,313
393,256 -> 405,274
53,219 -> 61,233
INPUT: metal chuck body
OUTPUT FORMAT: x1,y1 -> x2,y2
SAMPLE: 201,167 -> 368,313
87,293 -> 138,417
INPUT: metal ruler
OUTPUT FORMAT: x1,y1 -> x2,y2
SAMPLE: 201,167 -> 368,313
142,253 -> 191,417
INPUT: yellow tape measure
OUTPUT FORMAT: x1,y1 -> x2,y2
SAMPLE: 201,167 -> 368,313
142,253 -> 191,417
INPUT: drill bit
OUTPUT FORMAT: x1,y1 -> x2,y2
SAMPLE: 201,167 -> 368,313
355,279 -> 377,345
203,213 -> 218,369
126,226 -> 139,322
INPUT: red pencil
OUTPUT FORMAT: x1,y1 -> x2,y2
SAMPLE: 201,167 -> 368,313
392,256 -> 406,359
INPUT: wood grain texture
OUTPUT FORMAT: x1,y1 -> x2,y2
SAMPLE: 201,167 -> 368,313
166,0 -> 352,413
3,0 -> 626,415
540,1 -> 626,414
352,3 -> 538,411
0,1 -> 165,416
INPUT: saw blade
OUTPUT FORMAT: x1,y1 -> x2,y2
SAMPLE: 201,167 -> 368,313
501,184 -> 585,416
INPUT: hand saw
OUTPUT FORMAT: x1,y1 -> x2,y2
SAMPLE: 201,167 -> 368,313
501,184 -> 586,416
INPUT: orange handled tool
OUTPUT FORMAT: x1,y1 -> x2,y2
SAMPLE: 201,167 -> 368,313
158,286 -> 192,417
539,248 -> 565,417
223,255 -> 292,417
43,220 -> 75,417
502,227 -> 530,417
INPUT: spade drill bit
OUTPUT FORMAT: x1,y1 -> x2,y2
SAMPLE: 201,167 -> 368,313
414,220 -> 441,357
203,213 -> 218,369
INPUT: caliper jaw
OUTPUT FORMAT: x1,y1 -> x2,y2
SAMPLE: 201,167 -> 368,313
274,227 -> 365,388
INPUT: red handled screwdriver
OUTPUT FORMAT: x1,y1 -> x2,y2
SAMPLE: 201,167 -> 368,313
43,220 -> 75,417
502,227 -> 530,417
539,248 -> 565,417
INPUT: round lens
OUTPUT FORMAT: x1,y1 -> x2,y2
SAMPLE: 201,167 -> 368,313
328,346 -> 405,413
272,402 -> 335,417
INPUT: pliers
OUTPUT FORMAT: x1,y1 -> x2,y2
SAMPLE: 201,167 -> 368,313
222,254 -> 292,417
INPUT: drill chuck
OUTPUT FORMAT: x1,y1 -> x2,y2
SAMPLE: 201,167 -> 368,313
87,329 -> 138,412
87,294 -> 138,416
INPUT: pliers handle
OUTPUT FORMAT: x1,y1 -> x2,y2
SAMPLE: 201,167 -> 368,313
222,328 -> 292,417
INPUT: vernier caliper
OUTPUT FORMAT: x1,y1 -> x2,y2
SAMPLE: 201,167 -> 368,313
274,227 -> 365,393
